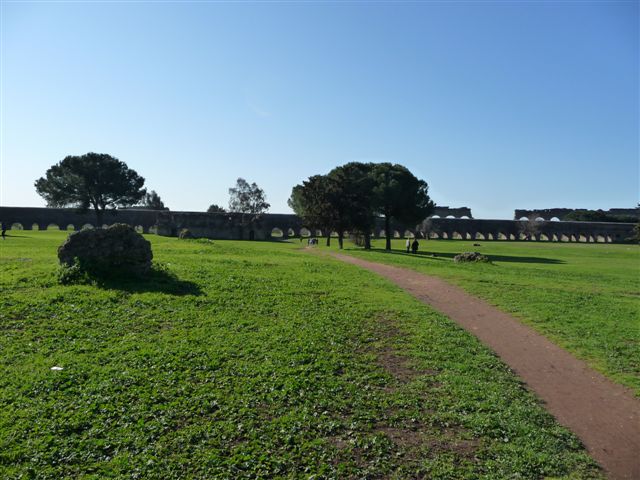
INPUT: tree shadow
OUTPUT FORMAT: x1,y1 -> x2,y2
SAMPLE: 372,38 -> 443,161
362,248 -> 565,265
91,268 -> 203,296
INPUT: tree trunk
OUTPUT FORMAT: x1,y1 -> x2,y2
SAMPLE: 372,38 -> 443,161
338,232 -> 343,249
95,207 -> 104,227
326,233 -> 331,247
364,232 -> 371,250
385,215 -> 391,250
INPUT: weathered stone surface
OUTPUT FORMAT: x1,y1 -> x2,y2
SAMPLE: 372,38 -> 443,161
454,252 -> 490,263
58,223 -> 152,276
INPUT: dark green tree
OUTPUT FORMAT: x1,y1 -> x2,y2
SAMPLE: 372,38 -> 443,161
207,204 -> 226,213
140,190 -> 167,210
287,184 -> 307,218
228,178 -> 270,239
35,153 -> 146,225
370,163 -> 434,250
289,175 -> 336,246
327,162 -> 376,249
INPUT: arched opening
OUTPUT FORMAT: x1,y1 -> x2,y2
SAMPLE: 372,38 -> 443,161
460,216 -> 470,220
535,217 -> 545,222
509,234 -> 516,241
271,227 -> 284,238
498,232 -> 507,240
487,233 -> 494,240
82,223 -> 94,230
31,223 -> 40,230
579,234 -> 587,242
550,217 -> 560,222
430,215 -> 441,219
551,234 -> 559,242
316,229 -> 323,237
149,225 -> 158,234
606,235 -> 612,243
464,232 -> 472,240
135,225 -> 144,233
393,230 -> 401,238
379,230 -> 386,238
331,231 -> 339,237
404,230 -> 414,238
66,224 -> 76,231
441,232 -> 449,239
300,228 -> 311,237
560,234 -> 569,242
102,224 -> 110,229
519,217 -> 529,221
519,233 -> 527,240
446,215 -> 455,219
596,234 -> 606,243
11,223 -> 23,230
540,233 -> 549,241
287,228 -> 296,237
47,223 -> 60,230
475,232 -> 485,240
452,231 -> 462,240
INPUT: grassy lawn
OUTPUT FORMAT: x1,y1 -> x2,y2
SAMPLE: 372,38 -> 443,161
326,238 -> 640,396
0,231 -> 602,478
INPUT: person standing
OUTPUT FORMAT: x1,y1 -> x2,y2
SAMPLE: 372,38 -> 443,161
405,238 -> 410,253
411,238 -> 419,254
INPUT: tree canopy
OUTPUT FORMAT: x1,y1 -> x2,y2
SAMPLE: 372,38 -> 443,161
289,175 -> 339,246
228,178 -> 270,222
35,153 -> 146,225
289,162 -> 432,249
370,163 -> 434,249
207,204 -> 226,214
140,190 -> 167,210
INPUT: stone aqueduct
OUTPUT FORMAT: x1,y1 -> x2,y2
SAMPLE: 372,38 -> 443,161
514,208 -> 638,222
1,205 -> 636,244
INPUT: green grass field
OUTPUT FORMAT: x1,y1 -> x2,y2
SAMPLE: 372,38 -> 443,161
0,231 -> 611,478
326,238 -> 640,396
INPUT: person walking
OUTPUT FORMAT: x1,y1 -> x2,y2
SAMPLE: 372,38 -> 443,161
1,227 -> 6,240
406,238 -> 410,253
411,238 -> 419,254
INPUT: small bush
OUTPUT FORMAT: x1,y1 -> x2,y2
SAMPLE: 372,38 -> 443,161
179,228 -> 194,239
57,260 -> 94,285
454,252 -> 490,263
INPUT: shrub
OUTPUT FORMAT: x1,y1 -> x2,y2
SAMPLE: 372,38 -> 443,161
179,228 -> 194,239
454,252 -> 490,263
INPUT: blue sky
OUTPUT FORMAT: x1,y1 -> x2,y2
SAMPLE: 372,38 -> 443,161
1,1 -> 638,219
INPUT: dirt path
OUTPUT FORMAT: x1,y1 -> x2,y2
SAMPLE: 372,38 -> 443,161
330,252 -> 640,480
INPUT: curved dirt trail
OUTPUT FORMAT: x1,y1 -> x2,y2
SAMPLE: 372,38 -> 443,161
330,252 -> 640,480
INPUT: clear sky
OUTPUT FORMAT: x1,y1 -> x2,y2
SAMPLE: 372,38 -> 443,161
1,1 -> 638,219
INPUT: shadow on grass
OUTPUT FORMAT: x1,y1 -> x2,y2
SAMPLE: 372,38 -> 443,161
359,248 -> 565,265
75,267 -> 203,296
